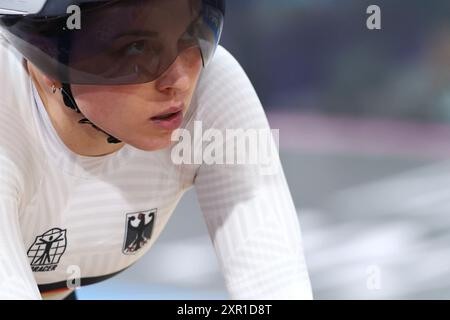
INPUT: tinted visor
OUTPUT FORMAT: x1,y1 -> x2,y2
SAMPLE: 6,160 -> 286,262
0,0 -> 223,85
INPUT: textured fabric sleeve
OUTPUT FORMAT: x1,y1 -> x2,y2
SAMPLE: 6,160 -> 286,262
193,46 -> 313,300
0,194 -> 41,299
0,38 -> 41,299
0,122 -> 42,299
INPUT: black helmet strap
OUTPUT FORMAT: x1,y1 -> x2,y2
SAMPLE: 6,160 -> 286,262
60,83 -> 122,144
56,29 -> 121,145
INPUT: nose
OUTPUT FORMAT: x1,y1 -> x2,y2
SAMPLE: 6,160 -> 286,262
155,48 -> 198,95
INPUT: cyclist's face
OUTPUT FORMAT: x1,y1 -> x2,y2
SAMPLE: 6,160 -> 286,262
70,45 -> 203,151
65,0 -> 203,151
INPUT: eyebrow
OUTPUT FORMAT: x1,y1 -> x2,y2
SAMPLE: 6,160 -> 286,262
114,30 -> 159,39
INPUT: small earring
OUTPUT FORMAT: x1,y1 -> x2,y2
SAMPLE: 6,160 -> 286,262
52,84 -> 57,94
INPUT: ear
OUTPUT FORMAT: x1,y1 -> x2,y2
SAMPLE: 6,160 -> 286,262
41,73 -> 57,88
26,60 -> 62,90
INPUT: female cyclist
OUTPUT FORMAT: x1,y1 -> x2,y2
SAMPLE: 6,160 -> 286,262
0,0 -> 312,300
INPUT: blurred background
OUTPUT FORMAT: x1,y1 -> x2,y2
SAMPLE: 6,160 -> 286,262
78,0 -> 450,299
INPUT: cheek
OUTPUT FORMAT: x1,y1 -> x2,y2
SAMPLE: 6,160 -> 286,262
70,85 -> 136,124
188,50 -> 203,81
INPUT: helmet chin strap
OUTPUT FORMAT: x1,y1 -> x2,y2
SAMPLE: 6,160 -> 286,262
60,83 -> 122,144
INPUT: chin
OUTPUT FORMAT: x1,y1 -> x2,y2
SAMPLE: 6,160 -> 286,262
128,135 -> 173,152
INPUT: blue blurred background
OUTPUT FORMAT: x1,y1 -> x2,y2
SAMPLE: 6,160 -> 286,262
78,0 -> 450,299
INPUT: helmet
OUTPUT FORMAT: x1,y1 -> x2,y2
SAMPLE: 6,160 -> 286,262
0,0 -> 225,144
0,0 -> 225,85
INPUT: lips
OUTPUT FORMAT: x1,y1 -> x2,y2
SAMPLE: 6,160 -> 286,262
150,106 -> 183,121
150,104 -> 184,130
